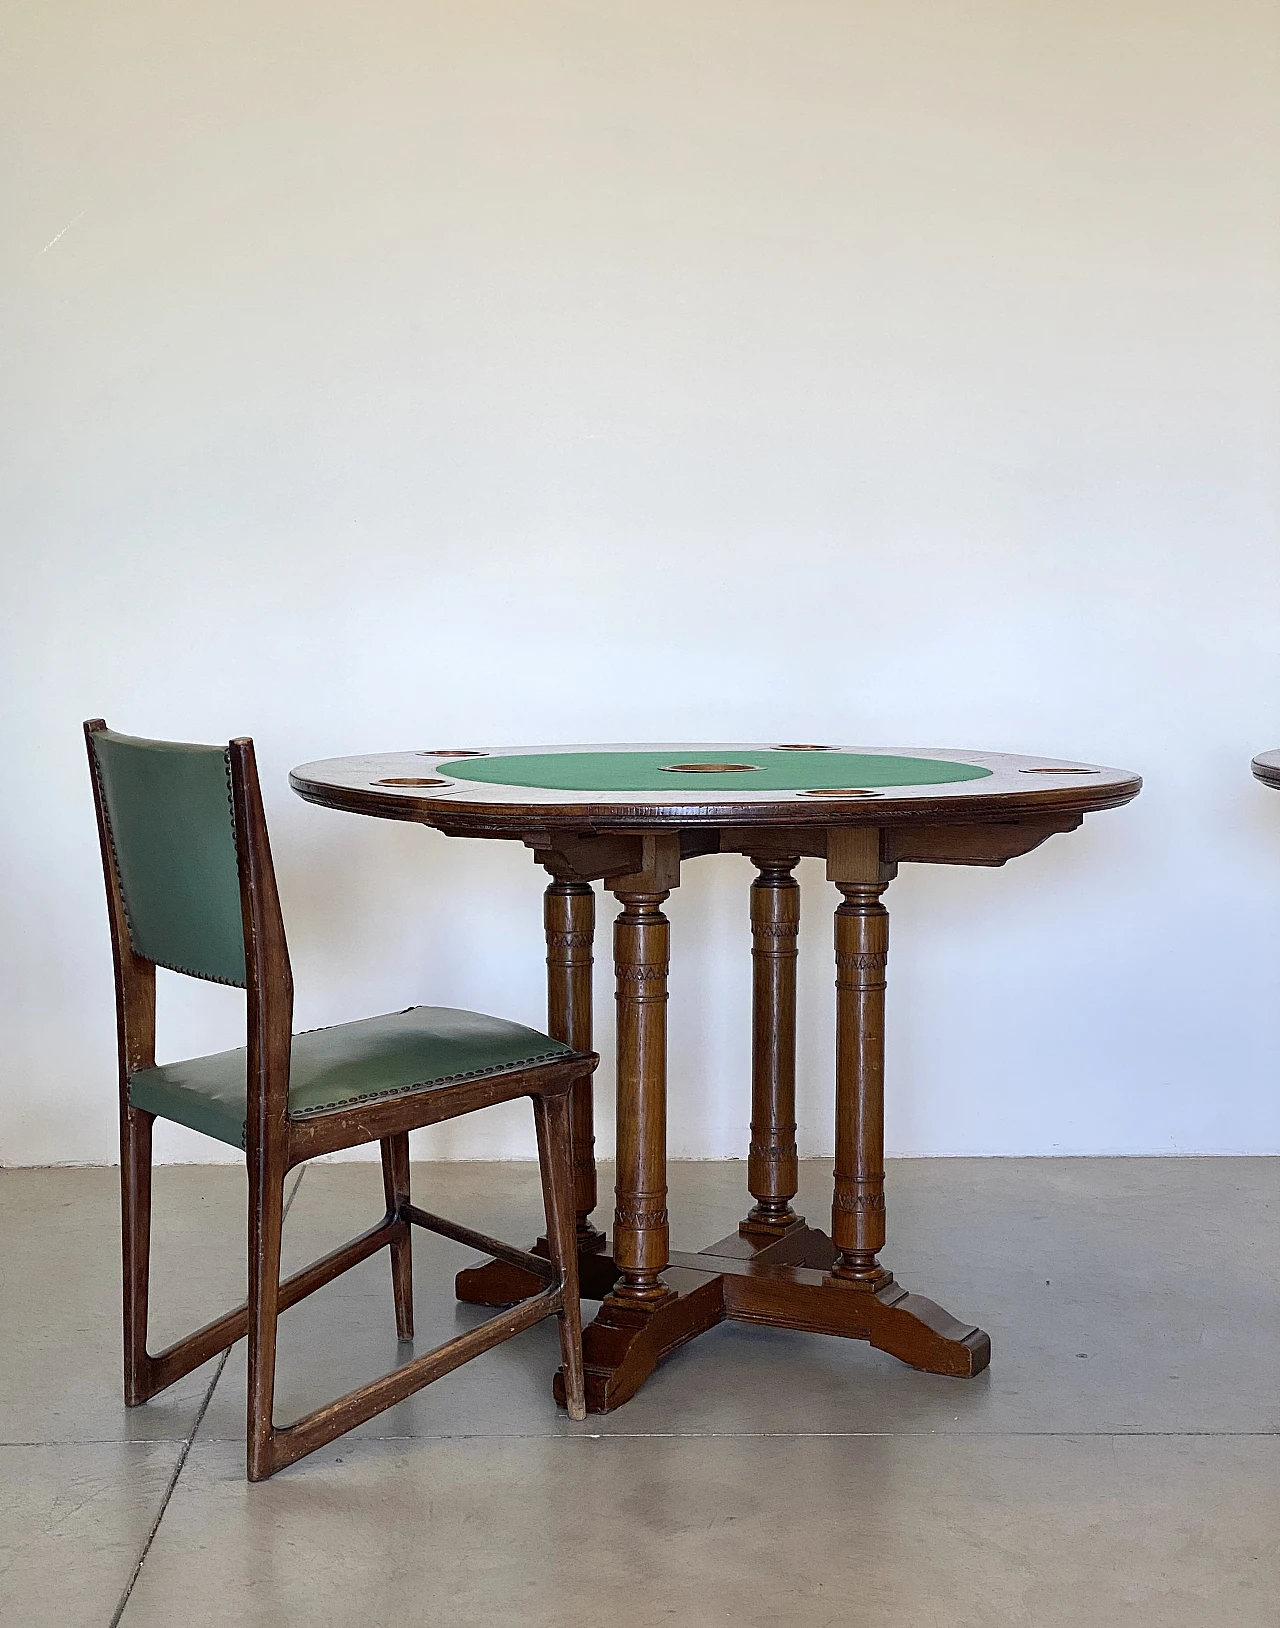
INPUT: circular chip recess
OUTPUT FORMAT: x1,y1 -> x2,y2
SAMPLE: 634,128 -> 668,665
659,762 -> 762,774
800,787 -> 882,798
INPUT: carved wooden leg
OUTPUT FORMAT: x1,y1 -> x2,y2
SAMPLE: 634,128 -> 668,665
687,840 -> 988,1375
554,838 -> 726,1413
830,873 -> 893,1287
456,875 -> 616,1308
741,856 -> 802,1240
380,1133 -> 413,1340
676,837 -> 989,1376
798,828 -> 990,1375
544,880 -> 605,1248
607,885 -> 674,1308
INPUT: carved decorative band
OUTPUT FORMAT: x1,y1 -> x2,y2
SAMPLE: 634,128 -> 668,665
546,930 -> 594,950
836,951 -> 888,972
749,1140 -> 797,1163
614,1206 -> 669,1231
832,1189 -> 886,1213
753,921 -> 799,940
616,963 -> 670,983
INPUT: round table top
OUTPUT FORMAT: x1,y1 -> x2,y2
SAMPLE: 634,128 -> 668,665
290,744 -> 1142,834
1252,750 -> 1280,789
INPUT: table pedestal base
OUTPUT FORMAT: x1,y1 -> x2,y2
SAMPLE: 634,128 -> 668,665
458,1219 -> 989,1414
455,1229 -> 617,1306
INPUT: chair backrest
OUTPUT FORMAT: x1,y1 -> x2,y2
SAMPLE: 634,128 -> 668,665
88,727 -> 248,986
87,719 -> 294,1146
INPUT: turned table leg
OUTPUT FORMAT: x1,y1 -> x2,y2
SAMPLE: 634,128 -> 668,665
743,826 -> 988,1375
607,883 -> 675,1308
544,880 -> 605,1250
455,874 -> 615,1307
741,855 -> 803,1239
554,836 -> 727,1412
830,869 -> 893,1287
701,828 -> 990,1376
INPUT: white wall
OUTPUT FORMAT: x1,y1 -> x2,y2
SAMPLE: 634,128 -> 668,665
3,0 -> 1278,1166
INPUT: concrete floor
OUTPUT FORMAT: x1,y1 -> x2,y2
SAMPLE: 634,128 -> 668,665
1,1158 -> 1276,1627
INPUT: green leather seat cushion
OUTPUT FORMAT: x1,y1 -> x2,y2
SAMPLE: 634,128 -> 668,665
129,1006 -> 574,1150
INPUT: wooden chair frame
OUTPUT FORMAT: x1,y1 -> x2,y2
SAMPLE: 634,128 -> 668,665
85,720 -> 590,1480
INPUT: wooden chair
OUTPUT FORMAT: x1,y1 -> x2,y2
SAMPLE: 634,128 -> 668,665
85,720 -> 590,1480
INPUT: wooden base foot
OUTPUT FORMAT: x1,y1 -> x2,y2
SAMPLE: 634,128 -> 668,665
723,1262 -> 990,1377
738,1206 -> 803,1242
455,1230 -> 615,1308
684,1222 -> 990,1378
461,1220 -> 988,1404
703,1217 -> 828,1269
553,1267 -> 725,1413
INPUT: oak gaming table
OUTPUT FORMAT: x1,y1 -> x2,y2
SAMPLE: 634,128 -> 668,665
291,744 -> 1141,1413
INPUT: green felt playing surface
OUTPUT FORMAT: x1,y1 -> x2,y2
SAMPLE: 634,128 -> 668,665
435,750 -> 992,795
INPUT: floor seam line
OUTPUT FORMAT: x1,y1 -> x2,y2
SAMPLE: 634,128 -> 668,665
8,1429 -> 1279,1448
106,1165 -> 306,1627
234,1427 -> 1279,1444
105,1347 -> 228,1628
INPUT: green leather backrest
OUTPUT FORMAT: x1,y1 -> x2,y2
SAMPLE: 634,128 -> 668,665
90,730 -> 247,987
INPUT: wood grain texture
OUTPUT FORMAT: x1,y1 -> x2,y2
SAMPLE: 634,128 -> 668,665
741,855 -> 802,1238
607,858 -> 677,1308
544,879 -> 601,1238
380,1133 -> 413,1340
829,876 -> 892,1287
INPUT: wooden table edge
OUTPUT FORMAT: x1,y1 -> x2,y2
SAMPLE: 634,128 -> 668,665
1252,750 -> 1280,789
289,769 -> 1144,833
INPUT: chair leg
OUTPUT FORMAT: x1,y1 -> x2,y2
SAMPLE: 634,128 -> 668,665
120,1106 -> 154,1406
533,1087 -> 587,1421
380,1133 -> 414,1340
246,1160 -> 287,1483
